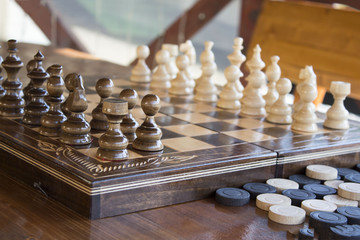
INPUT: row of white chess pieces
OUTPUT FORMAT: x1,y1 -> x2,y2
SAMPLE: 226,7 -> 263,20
130,38 -> 351,133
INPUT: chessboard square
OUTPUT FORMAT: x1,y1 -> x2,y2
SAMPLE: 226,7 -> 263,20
180,103 -> 217,113
161,96 -> 194,105
224,129 -> 276,142
162,137 -> 214,152
159,106 -> 193,115
162,124 -> 216,137
172,113 -> 219,124
155,116 -> 190,127
224,118 -> 275,129
202,111 -> 239,120
193,133 -> 244,146
253,127 -> 300,138
128,149 -> 144,159
197,121 -> 244,132
161,128 -> 186,139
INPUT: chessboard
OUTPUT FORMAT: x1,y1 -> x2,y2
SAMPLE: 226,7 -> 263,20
1,74 -> 360,219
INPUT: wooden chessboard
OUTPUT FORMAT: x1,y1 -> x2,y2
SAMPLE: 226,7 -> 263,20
1,75 -> 360,219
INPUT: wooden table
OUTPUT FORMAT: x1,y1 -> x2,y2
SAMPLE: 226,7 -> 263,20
0,41 -> 359,239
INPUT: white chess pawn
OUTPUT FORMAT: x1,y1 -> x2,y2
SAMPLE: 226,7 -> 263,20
266,77 -> 292,124
264,56 -> 281,112
169,55 -> 192,95
131,45 -> 151,83
324,81 -> 351,130
240,69 -> 266,117
217,65 -> 241,109
196,41 -> 215,87
162,44 -> 179,79
151,49 -> 171,89
227,37 -> 246,96
242,44 -> 265,104
194,61 -> 218,102
292,82 -> 318,132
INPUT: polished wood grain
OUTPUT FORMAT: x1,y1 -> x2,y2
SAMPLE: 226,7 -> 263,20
0,172 -> 297,240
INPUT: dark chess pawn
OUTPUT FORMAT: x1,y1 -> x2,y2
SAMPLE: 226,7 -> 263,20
0,54 -> 5,98
132,94 -> 163,152
60,74 -> 92,145
23,59 -> 36,103
0,39 -> 25,117
96,98 -> 129,161
90,78 -> 114,131
119,88 -> 139,143
61,73 -> 78,117
23,51 -> 50,125
40,65 -> 67,136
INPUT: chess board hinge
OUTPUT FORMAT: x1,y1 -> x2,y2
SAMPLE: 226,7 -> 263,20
278,146 -> 360,164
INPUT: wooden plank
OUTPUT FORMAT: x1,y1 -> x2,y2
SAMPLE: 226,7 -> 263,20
248,1 -> 360,99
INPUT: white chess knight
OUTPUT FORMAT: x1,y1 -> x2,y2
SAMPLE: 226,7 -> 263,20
180,40 -> 196,66
217,65 -> 242,109
292,82 -> 318,133
130,45 -> 151,83
180,40 -> 196,88
324,81 -> 351,130
264,56 -> 281,113
162,44 -> 179,79
293,65 -> 317,115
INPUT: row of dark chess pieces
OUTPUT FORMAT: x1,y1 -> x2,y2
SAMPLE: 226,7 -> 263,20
0,39 -> 162,161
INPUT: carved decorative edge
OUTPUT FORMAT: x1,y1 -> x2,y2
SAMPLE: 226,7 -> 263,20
37,140 -> 197,176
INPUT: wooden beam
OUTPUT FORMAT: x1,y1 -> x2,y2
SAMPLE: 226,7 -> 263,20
137,0 -> 231,68
15,0 -> 85,51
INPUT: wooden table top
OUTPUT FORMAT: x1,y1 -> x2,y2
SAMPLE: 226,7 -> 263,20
0,172 -> 298,240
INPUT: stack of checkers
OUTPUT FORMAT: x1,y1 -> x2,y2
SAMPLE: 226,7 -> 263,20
214,164 -> 360,239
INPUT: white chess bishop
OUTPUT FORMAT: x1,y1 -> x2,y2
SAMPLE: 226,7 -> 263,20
324,81 -> 351,130
240,44 -> 266,116
227,37 -> 246,97
264,56 -> 281,113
